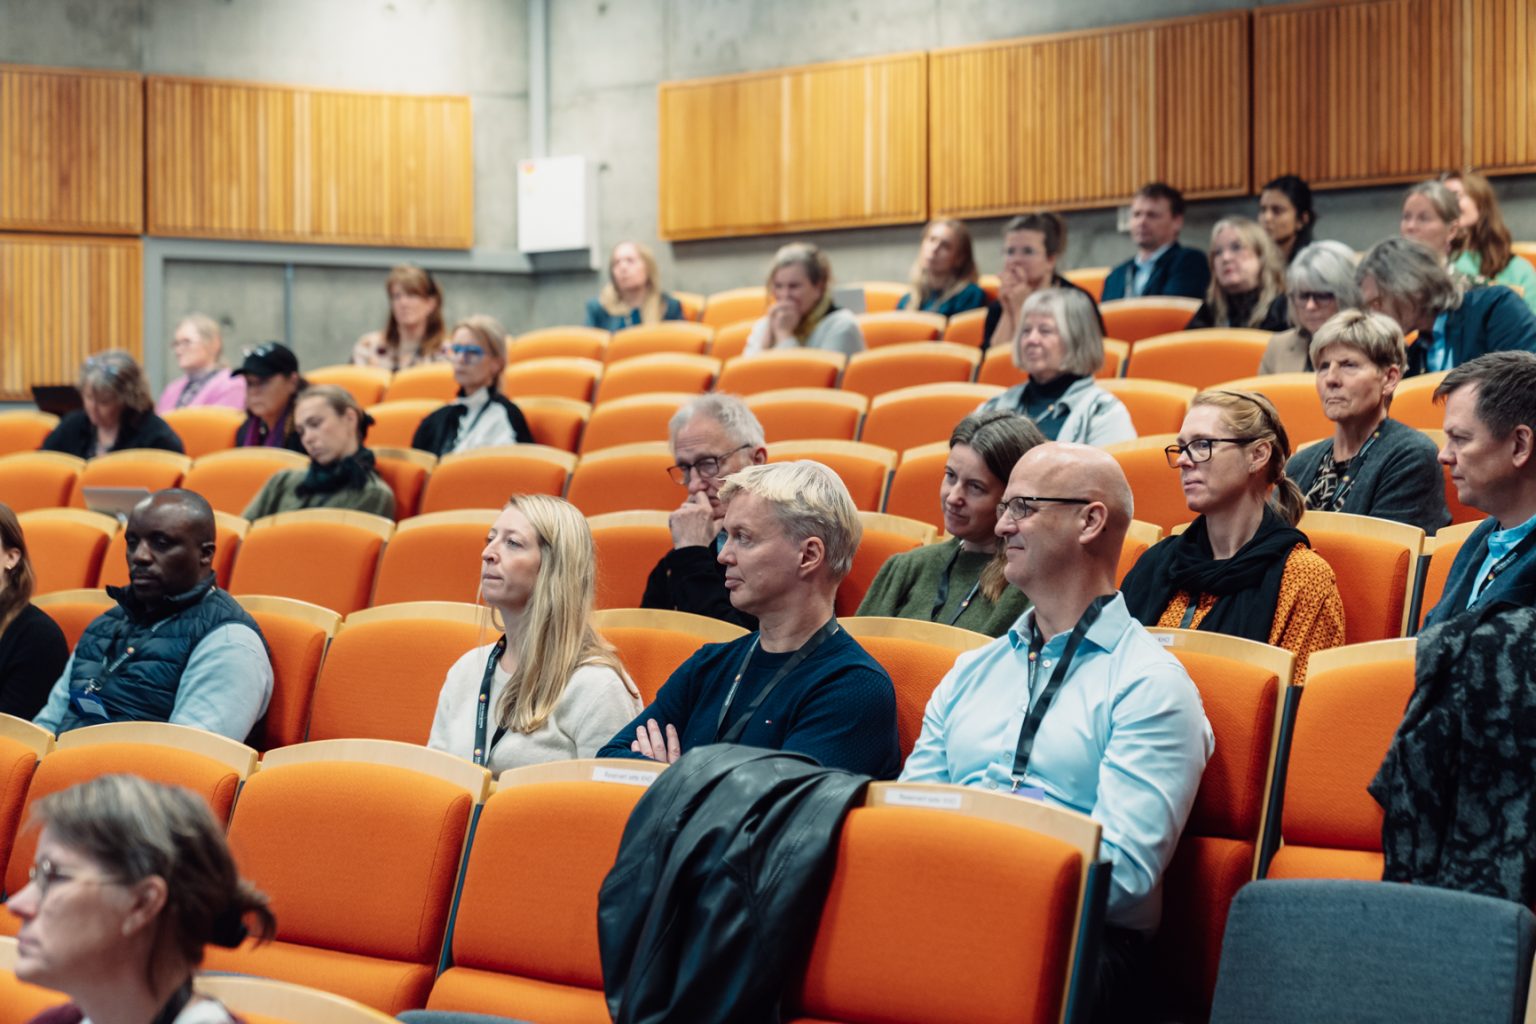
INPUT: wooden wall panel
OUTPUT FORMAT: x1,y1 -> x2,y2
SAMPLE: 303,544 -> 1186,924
658,53 -> 927,241
1254,0 -> 1464,189
1468,0 -> 1536,173
0,65 -> 143,235
146,76 -> 473,248
928,12 -> 1249,218
0,234 -> 142,400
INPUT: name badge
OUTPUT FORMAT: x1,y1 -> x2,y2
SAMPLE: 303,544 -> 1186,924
1009,785 -> 1047,801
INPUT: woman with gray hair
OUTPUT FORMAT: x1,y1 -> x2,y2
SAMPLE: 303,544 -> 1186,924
1400,180 -> 1462,261
155,315 -> 246,414
1286,309 -> 1450,534
1186,216 -> 1291,331
41,351 -> 185,458
1357,237 -> 1536,376
977,287 -> 1135,446
1259,240 -> 1365,373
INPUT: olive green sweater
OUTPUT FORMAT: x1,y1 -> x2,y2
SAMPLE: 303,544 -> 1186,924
855,539 -> 1030,638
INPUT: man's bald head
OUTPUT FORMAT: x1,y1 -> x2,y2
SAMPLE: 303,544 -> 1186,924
1009,443 -> 1133,558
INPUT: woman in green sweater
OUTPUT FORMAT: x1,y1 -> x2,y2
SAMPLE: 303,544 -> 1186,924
242,384 -> 396,520
857,410 -> 1045,636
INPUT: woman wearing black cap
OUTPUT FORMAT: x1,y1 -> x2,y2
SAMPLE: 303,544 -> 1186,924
231,342 -> 306,452
241,384 -> 395,520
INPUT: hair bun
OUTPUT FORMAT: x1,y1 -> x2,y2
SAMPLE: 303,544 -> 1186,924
210,905 -> 249,948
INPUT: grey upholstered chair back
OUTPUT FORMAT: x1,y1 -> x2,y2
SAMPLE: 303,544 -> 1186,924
1210,879 -> 1536,1024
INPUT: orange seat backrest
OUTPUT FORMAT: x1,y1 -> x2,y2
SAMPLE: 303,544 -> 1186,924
856,311 -> 946,348
942,308 -> 989,348
24,521 -> 113,594
371,452 -> 429,520
99,520 -> 242,590
69,457 -> 186,508
862,389 -> 1000,453
580,396 -> 692,454
419,452 -> 569,514
512,398 -> 590,453
746,391 -> 865,443
1223,375 -> 1333,449
596,626 -> 711,703
0,455 -> 79,512
242,608 -> 332,751
183,451 -> 304,516
836,531 -> 928,617
566,450 -> 681,517
0,737 -> 41,893
605,323 -> 712,363
1418,521 -> 1482,627
883,448 -> 947,530
1117,532 -> 1150,585
796,807 -> 1081,1024
1126,333 -> 1270,391
373,523 -> 489,607
305,365 -> 392,406
766,448 -> 889,512
849,634 -> 965,757
384,363 -> 459,402
1108,436 -> 1193,535
700,287 -> 769,328
32,596 -> 110,649
715,352 -> 843,395
1304,528 -> 1410,644
160,407 -> 244,459
365,400 -> 444,449
0,413 -> 58,456
841,345 -> 977,399
508,327 -> 610,363
709,322 -> 754,361
860,281 -> 909,314
1099,298 -> 1202,343
1062,266 -> 1110,301
228,522 -> 384,616
1389,371 -> 1447,430
594,357 -> 717,403
1098,379 -> 1194,436
307,617 -> 487,743
591,524 -> 674,612
501,358 -> 603,402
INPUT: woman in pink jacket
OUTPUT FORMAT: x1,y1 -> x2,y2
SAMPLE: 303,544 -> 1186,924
155,314 -> 247,413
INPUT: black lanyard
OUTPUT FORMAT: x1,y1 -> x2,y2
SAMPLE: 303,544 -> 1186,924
929,541 -> 984,626
714,619 -> 838,744
1319,428 -> 1381,511
473,636 -> 510,766
150,981 -> 194,1024
455,393 -> 495,443
1471,526 -> 1536,605
1011,594 -> 1113,788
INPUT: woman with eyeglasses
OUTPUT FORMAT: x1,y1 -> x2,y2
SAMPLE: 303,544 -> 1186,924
1186,217 -> 1291,332
1120,389 -> 1345,682
411,315 -> 534,457
8,774 -> 274,1024
1259,241 -> 1364,374
981,212 -> 1103,352
352,264 -> 447,370
241,384 -> 394,520
1285,310 -> 1449,534
230,342 -> 306,451
428,495 -> 642,774
154,315 -> 246,414
857,411 -> 1044,637
42,352 -> 184,459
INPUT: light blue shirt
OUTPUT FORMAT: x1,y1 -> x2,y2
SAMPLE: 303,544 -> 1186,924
34,624 -> 274,740
1468,511 -> 1536,608
901,592 -> 1213,932
1132,242 -> 1174,297
1424,311 -> 1452,373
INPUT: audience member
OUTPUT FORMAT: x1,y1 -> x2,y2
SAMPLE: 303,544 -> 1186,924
1400,180 -> 1462,262
1287,310 -> 1450,534
977,287 -> 1136,446
231,342 -> 305,451
982,212 -> 1103,352
585,241 -> 685,331
428,495 -> 641,773
858,411 -> 1044,636
743,242 -> 864,356
1120,389 -> 1345,682
154,315 -> 246,413
0,504 -> 67,719
1257,174 -> 1317,265
1259,240 -> 1363,373
1100,182 -> 1210,301
1357,238 -> 1536,375
1443,169 -> 1536,315
42,352 -> 184,459
411,315 -> 533,456
902,442 -> 1212,1020
641,394 -> 767,629
241,384 -> 394,519
1186,217 -> 1291,331
1422,351 -> 1536,627
896,219 -> 988,317
600,461 -> 901,778
34,490 -> 273,739
8,774 -> 275,1024
352,264 -> 446,370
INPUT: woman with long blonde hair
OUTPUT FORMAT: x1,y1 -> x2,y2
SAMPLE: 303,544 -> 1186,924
743,242 -> 865,356
428,494 -> 641,773
1186,217 -> 1290,331
897,219 -> 987,317
586,241 -> 686,331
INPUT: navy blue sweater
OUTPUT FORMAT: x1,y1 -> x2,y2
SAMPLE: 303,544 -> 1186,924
597,628 -> 902,779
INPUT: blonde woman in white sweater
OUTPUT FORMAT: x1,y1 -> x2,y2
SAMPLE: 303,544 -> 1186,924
428,494 -> 641,774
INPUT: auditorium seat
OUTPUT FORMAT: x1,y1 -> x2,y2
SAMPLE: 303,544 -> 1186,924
306,603 -> 487,744
68,449 -> 191,508
229,509 -> 392,616
1217,373 -> 1333,448
840,617 -> 990,757
882,440 -> 948,530
766,440 -> 896,512
593,354 -> 719,403
714,349 -> 845,394
235,595 -> 342,751
373,510 -> 498,607
1117,519 -> 1163,585
941,307 -> 988,348
745,388 -> 866,442
592,609 -> 749,702
370,446 -> 435,520
31,588 -> 115,648
418,445 -> 574,513
1263,639 -> 1416,881
1098,378 -> 1196,436
1105,435 -> 1193,534
566,443 -> 680,517
98,509 -> 246,590
365,399 -> 444,449
588,512 -> 674,611
0,716 -> 52,905
700,286 -> 769,328
861,383 -> 1003,453
1099,297 -> 1202,343
855,310 -> 946,348
579,392 -> 695,453
182,447 -> 309,516
709,321 -> 754,361
0,410 -> 58,456
515,396 -> 591,452
1416,518 -> 1482,627
1062,266 -> 1111,301
0,452 -> 82,512
508,327 -> 609,363
1298,510 -> 1423,643
17,508 -> 117,594
501,357 -> 604,402
857,281 -> 909,313
673,291 -> 705,322
604,322 -> 713,363
305,365 -> 392,407
835,513 -> 936,617
1125,330 -> 1272,391
160,406 -> 245,458
1387,370 -> 1447,430
841,343 -> 980,399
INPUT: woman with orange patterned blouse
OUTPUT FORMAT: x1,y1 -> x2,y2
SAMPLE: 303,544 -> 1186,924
1120,389 -> 1345,681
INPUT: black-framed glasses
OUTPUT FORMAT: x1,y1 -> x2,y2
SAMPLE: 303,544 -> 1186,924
27,857 -> 121,900
449,343 -> 486,361
667,444 -> 752,485
1163,437 -> 1258,467
1294,290 -> 1337,306
995,496 -> 1092,522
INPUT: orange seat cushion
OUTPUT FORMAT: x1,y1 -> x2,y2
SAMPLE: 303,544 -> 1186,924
1265,846 -> 1385,881
427,968 -> 612,1024
202,938 -> 436,1016
0,738 -> 40,893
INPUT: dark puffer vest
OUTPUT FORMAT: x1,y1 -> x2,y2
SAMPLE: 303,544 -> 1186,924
63,575 -> 262,733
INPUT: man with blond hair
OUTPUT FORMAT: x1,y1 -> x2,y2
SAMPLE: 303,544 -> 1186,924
599,460 -> 900,778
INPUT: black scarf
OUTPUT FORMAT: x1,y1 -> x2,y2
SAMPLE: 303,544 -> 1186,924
1121,506 -> 1308,643
295,447 -> 378,499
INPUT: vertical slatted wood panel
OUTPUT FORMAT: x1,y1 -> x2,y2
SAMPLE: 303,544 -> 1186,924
0,234 -> 142,399
1468,0 -> 1536,173
0,65 -> 143,234
146,76 -> 473,248
658,53 -> 927,240
1254,0 -> 1464,188
928,11 -> 1249,218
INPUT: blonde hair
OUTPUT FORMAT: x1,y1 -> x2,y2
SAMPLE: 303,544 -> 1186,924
598,242 -> 667,325
717,461 -> 862,580
1190,389 -> 1305,526
176,314 -> 224,364
766,242 -> 835,343
1207,217 -> 1286,328
450,315 -> 509,384
381,265 -> 446,360
905,219 -> 979,310
489,494 -> 634,733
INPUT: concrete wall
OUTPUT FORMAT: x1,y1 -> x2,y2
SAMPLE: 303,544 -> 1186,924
4,0 -> 1534,382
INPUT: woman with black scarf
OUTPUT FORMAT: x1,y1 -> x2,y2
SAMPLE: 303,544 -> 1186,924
241,384 -> 395,520
1120,388 -> 1345,682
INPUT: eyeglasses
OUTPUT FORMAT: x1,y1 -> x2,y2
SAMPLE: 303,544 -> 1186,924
27,857 -> 121,900
1294,290 -> 1337,306
1163,437 -> 1258,467
449,343 -> 486,361
667,444 -> 752,485
995,496 -> 1092,522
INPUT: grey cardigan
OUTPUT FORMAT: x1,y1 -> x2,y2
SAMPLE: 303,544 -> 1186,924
1286,417 -> 1451,535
